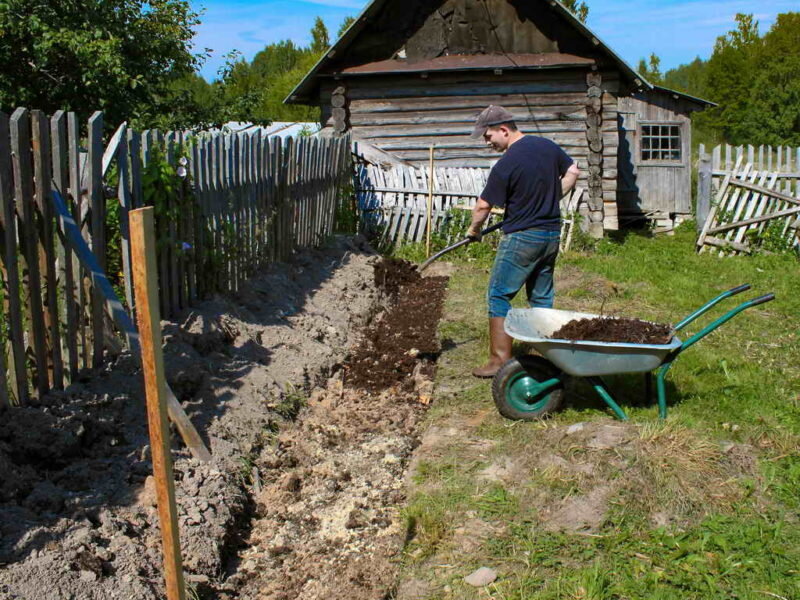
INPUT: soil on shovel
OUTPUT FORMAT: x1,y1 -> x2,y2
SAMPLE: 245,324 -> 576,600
552,317 -> 673,344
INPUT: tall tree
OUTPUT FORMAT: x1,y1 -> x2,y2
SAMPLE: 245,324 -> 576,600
739,12 -> 800,145
662,57 -> 708,98
637,53 -> 663,85
698,13 -> 762,142
562,0 -> 589,23
0,0 -> 203,129
310,17 -> 330,54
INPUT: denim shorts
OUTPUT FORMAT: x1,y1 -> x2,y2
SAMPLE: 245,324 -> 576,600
487,228 -> 560,318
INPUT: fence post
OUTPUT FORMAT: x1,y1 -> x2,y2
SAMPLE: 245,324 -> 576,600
32,110 -> 63,389
51,111 -> 79,383
697,146 -> 712,232
0,112 -> 24,405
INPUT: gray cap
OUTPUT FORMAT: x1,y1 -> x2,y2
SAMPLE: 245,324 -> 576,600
471,105 -> 515,139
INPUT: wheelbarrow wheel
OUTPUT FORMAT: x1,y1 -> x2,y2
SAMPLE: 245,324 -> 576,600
492,356 -> 564,421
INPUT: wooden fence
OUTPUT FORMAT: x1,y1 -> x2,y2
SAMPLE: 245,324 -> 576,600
355,163 -> 490,244
0,107 -> 351,407
696,144 -> 800,255
354,162 -> 585,248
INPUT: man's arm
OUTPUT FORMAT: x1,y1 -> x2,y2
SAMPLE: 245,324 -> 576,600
466,197 -> 492,239
561,163 -> 580,196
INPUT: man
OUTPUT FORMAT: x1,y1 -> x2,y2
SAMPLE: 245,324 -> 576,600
467,105 -> 580,377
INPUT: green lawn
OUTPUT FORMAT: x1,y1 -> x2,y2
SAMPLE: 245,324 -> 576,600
394,226 -> 800,600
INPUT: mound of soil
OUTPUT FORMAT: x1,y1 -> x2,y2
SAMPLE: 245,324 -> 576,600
552,317 -> 672,344
347,259 -> 447,392
0,237 -> 447,600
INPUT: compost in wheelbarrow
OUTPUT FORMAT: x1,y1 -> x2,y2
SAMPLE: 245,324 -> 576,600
491,284 -> 775,422
552,316 -> 673,345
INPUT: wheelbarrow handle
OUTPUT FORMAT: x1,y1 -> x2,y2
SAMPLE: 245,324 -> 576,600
727,283 -> 752,296
674,283 -> 752,331
673,291 -> 776,354
749,293 -> 775,306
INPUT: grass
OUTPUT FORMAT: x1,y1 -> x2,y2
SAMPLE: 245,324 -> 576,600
393,224 -> 800,599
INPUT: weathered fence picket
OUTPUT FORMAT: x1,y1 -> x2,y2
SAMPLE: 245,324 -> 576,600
0,112 -> 26,405
0,107 -> 352,406
697,149 -> 800,255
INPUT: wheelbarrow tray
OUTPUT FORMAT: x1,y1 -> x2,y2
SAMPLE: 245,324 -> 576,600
504,307 -> 681,377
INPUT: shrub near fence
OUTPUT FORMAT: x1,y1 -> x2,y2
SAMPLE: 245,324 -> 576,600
0,107 -> 351,407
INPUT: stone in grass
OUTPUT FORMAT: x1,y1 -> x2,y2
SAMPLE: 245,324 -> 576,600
464,567 -> 497,587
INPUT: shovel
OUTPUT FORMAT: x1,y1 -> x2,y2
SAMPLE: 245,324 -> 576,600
418,220 -> 504,272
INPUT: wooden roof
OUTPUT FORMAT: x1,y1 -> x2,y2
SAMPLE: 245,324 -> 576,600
336,53 -> 596,75
285,0 -> 651,104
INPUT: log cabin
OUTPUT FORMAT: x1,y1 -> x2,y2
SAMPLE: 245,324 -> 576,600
285,0 -> 715,235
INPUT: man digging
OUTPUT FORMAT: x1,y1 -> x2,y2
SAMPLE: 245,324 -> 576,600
467,105 -> 580,378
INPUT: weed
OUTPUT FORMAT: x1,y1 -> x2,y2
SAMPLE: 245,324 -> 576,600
274,383 -> 307,420
474,484 -> 518,519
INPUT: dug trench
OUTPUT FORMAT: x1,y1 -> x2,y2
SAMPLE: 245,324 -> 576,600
0,238 -> 448,600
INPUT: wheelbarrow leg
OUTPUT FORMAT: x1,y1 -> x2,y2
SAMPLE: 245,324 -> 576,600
586,376 -> 628,421
655,362 -> 674,420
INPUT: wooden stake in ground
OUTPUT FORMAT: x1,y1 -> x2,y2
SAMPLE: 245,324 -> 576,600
426,144 -> 434,257
130,207 -> 186,600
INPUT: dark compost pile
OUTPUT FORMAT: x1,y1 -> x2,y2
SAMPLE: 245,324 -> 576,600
552,317 -> 673,344
346,259 -> 447,392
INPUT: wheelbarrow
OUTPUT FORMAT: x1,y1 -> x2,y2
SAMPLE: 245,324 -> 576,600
492,284 -> 775,421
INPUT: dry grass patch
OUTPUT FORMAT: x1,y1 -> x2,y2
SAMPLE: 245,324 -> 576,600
613,421 -> 758,526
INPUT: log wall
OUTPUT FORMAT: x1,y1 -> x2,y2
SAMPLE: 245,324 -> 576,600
321,67 -> 620,231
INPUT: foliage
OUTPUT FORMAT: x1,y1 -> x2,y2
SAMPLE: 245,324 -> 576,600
637,53 -> 663,85
309,17 -> 330,54
0,0 -> 204,130
206,20 -> 330,125
661,12 -> 800,146
561,0 -> 589,23
390,209 -> 500,264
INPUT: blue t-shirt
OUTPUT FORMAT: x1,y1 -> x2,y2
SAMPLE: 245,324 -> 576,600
480,135 -> 574,234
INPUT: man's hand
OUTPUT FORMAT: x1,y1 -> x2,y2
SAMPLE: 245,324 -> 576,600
469,197 -> 492,241
466,223 -> 483,241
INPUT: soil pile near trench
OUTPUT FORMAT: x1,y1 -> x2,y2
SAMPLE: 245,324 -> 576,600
552,317 -> 673,344
347,259 -> 446,392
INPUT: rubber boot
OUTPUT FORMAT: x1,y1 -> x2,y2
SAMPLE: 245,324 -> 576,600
472,317 -> 513,378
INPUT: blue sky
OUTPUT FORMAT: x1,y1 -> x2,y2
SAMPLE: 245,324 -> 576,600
191,0 -> 797,81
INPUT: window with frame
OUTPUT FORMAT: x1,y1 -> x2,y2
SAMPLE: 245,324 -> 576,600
640,124 -> 681,162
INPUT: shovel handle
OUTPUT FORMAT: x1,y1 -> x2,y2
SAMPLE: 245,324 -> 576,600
468,220 -> 505,241
418,220 -> 504,272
